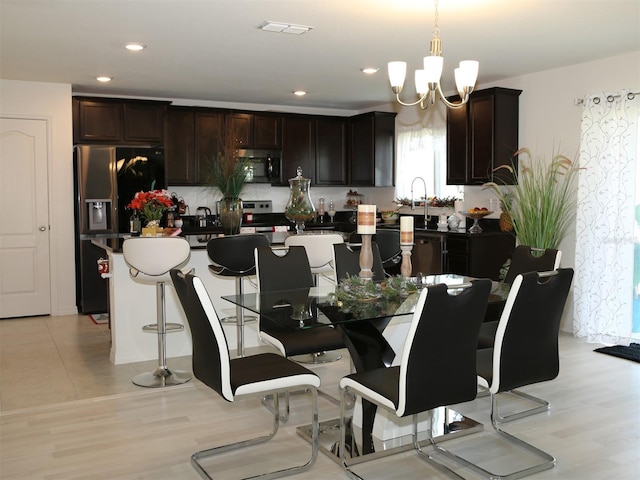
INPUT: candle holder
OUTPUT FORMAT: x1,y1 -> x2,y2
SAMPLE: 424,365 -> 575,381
400,244 -> 413,278
359,234 -> 374,280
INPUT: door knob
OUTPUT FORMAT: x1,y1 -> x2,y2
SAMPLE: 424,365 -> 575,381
39,226 -> 47,231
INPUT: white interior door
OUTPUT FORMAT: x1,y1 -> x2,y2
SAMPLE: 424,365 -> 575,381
0,118 -> 51,318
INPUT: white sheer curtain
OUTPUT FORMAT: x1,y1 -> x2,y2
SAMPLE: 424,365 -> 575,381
574,90 -> 639,345
394,124 -> 460,201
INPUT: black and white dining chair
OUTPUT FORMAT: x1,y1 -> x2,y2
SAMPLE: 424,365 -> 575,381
349,229 -> 402,276
254,245 -> 345,363
434,269 -> 574,480
338,279 -> 492,478
332,242 -> 386,282
477,245 -> 562,423
170,269 -> 320,480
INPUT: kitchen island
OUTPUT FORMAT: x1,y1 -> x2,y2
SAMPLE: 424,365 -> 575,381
93,232 -> 293,365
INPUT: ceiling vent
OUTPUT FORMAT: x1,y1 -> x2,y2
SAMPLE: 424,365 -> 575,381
258,21 -> 313,35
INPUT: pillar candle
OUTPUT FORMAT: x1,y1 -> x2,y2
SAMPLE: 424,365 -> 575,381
357,205 -> 376,234
400,216 -> 414,244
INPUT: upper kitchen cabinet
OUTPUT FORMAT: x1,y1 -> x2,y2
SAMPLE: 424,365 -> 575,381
315,116 -> 347,185
348,111 -> 396,186
446,87 -> 521,185
225,113 -> 252,147
73,97 -> 168,145
280,115 -> 315,185
226,112 -> 282,149
165,107 -> 223,185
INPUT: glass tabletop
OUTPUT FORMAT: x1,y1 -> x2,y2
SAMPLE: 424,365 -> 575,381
221,274 -> 509,329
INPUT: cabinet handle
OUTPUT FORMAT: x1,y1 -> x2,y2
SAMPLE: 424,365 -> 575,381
39,226 -> 47,232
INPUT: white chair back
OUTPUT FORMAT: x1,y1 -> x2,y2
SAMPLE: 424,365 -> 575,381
123,237 -> 190,283
284,233 -> 344,281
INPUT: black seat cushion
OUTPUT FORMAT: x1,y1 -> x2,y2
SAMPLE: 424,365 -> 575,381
207,234 -> 270,277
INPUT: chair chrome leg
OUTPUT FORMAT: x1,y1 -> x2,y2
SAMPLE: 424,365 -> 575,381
477,386 -> 550,423
261,391 -> 291,423
412,412 -> 466,479
429,393 -> 556,480
191,388 -> 318,480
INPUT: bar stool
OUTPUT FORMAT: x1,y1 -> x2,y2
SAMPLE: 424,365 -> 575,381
123,237 -> 192,388
284,232 -> 344,285
207,233 -> 270,356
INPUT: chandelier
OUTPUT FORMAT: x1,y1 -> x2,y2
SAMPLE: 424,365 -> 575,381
388,0 -> 479,110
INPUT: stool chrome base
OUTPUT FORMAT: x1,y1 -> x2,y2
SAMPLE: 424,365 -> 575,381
133,367 -> 192,388
220,315 -> 257,324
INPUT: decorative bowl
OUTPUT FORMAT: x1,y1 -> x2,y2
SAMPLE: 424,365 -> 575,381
380,211 -> 399,223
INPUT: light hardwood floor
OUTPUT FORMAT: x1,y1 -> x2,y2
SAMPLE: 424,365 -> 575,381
1,314 -> 638,479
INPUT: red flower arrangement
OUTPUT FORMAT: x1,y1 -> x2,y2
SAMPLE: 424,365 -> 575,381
127,189 -> 173,223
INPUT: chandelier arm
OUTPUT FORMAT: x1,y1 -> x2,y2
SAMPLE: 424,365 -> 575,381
436,83 -> 471,109
394,92 -> 430,107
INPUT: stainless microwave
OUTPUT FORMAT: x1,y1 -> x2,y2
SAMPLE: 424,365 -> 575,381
237,149 -> 281,184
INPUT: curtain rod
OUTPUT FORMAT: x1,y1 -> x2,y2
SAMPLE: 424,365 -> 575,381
574,90 -> 639,106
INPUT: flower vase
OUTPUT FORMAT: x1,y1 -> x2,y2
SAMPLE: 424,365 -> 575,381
219,197 -> 243,235
141,220 -> 163,237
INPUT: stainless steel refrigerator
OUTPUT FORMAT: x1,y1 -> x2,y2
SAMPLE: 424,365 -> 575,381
74,145 -> 165,313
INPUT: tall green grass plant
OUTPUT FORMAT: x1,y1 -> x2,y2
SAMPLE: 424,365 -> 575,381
484,148 -> 580,249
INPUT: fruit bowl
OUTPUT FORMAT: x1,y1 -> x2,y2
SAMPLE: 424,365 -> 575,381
458,210 -> 494,233
380,211 -> 399,224
459,209 -> 493,220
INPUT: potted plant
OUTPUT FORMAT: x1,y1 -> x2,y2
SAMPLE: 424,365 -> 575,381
206,122 -> 249,234
484,147 -> 580,250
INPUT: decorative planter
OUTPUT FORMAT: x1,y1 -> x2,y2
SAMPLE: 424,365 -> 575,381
219,197 -> 242,235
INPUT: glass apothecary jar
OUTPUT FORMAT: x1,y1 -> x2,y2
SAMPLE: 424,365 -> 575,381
285,166 -> 316,234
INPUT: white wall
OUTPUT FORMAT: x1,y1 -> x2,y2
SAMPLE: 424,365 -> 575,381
0,79 -> 76,315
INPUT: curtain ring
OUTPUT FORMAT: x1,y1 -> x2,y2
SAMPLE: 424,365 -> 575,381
606,95 -> 615,103
628,92 -> 636,100
593,97 -> 600,104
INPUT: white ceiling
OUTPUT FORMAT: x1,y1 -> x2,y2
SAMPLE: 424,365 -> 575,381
1,0 -> 638,111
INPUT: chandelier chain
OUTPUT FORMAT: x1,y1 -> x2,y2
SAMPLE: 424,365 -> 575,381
433,0 -> 440,39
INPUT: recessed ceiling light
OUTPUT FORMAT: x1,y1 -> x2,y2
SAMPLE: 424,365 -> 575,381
96,76 -> 112,83
293,90 -> 307,96
361,67 -> 380,75
259,21 -> 313,35
125,43 -> 146,51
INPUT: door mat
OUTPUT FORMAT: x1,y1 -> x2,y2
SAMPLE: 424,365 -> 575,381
594,342 -> 640,363
89,313 -> 109,325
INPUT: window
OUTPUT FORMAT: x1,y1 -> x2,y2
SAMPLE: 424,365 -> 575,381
394,125 -> 462,202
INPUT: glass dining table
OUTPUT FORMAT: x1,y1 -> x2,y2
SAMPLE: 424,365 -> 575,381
222,274 -> 510,466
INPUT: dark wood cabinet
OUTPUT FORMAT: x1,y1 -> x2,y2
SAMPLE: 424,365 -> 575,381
226,113 -> 252,147
253,114 -> 282,149
281,115 -> 315,184
349,111 -> 396,186
73,97 -> 167,144
446,87 -> 521,185
445,232 -> 515,280
165,107 -> 223,185
315,116 -> 347,185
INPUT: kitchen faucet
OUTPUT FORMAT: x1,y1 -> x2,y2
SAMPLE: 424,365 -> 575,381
410,176 -> 429,225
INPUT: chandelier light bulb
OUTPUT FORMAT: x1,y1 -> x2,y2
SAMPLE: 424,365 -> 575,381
388,61 -> 407,93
